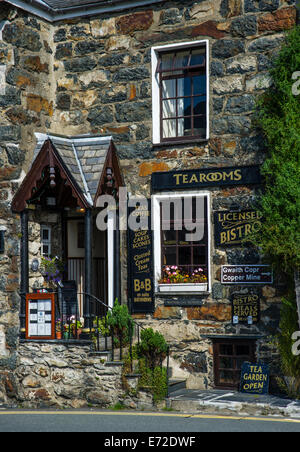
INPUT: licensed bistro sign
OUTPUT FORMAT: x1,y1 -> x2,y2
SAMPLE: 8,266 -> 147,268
152,165 -> 261,191
214,210 -> 262,246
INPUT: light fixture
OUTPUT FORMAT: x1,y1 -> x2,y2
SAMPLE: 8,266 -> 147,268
31,259 -> 39,272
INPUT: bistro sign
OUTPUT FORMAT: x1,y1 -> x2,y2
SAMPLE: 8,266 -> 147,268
152,165 -> 261,191
231,292 -> 260,324
221,265 -> 273,284
214,210 -> 262,246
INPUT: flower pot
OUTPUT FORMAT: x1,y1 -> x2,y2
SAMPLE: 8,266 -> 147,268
56,331 -> 62,340
64,331 -> 71,340
158,283 -> 208,293
73,328 -> 82,339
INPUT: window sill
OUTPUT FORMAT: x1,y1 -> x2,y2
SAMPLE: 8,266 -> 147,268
157,283 -> 208,294
153,138 -> 208,148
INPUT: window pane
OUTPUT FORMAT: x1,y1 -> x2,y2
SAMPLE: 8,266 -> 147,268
161,53 -> 173,71
183,76 -> 191,97
193,97 -> 206,116
220,344 -> 233,355
190,49 -> 205,67
174,50 -> 190,69
219,370 -> 234,384
220,357 -> 233,369
42,229 -> 49,241
162,120 -> 176,138
193,246 -> 206,264
178,228 -> 190,245
184,117 -> 192,136
193,75 -> 206,95
162,247 -> 176,265
179,247 -> 191,265
162,99 -> 176,118
43,245 -> 49,256
162,79 -> 176,99
194,115 -> 206,137
236,345 -> 251,356
162,230 -> 176,245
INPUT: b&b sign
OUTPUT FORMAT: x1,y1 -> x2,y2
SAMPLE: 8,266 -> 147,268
240,362 -> 269,394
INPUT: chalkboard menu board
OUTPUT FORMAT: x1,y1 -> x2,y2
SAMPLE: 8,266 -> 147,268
240,362 -> 269,394
214,209 -> 262,246
128,200 -> 154,314
231,292 -> 260,325
26,293 -> 55,340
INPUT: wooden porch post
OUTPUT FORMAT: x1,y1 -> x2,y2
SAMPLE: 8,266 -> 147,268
20,210 -> 29,338
84,208 -> 93,331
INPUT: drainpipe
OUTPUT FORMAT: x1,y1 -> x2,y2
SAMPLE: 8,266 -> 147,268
20,210 -> 29,338
84,208 -> 93,334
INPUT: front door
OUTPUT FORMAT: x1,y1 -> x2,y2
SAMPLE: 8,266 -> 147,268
67,218 -> 108,317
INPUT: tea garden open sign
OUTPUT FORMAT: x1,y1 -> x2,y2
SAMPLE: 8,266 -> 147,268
240,362 -> 269,394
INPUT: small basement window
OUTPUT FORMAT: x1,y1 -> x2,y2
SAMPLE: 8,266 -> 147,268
213,339 -> 256,389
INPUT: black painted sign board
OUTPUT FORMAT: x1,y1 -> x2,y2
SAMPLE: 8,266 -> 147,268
221,265 -> 273,284
240,362 -> 269,394
152,165 -> 261,191
231,292 -> 260,324
128,200 -> 154,314
214,210 -> 262,246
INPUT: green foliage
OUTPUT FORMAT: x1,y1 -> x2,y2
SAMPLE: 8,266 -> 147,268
138,358 -> 168,403
107,299 -> 134,346
253,26 -> 300,274
276,298 -> 300,398
137,328 -> 168,371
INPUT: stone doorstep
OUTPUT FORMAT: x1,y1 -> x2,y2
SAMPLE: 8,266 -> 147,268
167,389 -> 300,418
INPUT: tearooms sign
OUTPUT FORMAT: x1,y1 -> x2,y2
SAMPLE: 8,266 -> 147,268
152,165 -> 261,191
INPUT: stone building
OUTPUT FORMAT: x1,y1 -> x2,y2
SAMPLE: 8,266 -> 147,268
0,0 -> 298,407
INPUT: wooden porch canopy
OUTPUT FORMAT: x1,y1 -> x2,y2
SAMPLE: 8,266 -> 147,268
11,133 -> 124,213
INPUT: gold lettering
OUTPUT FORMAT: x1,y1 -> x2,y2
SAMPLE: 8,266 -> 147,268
173,174 -> 182,185
234,169 -> 242,180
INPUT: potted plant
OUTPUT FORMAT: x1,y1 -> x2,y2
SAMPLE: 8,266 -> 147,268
56,319 -> 62,339
70,316 -> 84,339
40,256 -> 65,288
158,266 -> 208,292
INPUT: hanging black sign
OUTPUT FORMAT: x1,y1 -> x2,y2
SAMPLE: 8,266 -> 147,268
231,292 -> 260,324
240,362 -> 269,394
128,200 -> 154,314
214,209 -> 262,246
152,165 -> 261,191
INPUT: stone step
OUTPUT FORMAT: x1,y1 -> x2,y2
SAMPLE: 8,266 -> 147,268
168,379 -> 187,394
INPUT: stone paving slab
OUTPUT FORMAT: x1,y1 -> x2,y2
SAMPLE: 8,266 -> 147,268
168,389 -> 300,418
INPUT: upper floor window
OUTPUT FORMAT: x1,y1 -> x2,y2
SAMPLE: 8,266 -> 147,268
152,40 -> 209,145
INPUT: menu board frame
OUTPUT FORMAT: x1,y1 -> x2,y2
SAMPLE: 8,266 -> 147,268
26,293 -> 55,340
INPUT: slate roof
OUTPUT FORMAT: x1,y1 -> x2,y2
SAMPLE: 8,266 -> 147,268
34,133 -> 113,206
5,0 -> 164,21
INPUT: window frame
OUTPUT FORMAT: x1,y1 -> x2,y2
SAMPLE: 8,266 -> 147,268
152,191 -> 211,294
213,339 -> 256,390
151,39 -> 210,145
41,225 -> 52,258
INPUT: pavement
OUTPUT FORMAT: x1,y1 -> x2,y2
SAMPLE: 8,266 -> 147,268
167,389 -> 300,418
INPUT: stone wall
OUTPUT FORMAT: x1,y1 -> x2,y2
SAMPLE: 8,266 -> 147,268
0,0 -> 297,395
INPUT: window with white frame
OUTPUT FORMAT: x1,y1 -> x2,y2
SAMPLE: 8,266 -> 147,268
151,40 -> 209,145
41,226 -> 51,257
152,192 -> 210,293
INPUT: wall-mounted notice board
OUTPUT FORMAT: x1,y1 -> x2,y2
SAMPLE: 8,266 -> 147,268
26,293 -> 55,340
